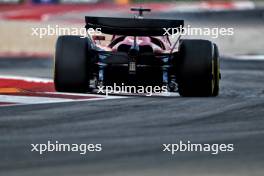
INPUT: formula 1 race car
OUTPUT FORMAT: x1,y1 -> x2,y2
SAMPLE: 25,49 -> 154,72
54,8 -> 220,97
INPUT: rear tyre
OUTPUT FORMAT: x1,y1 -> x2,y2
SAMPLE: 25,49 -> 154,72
177,39 -> 219,97
212,43 -> 220,96
54,35 -> 91,93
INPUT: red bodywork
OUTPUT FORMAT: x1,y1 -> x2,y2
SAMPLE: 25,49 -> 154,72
94,36 -> 173,54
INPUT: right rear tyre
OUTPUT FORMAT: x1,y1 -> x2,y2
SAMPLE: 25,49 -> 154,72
177,39 -> 219,97
212,43 -> 220,96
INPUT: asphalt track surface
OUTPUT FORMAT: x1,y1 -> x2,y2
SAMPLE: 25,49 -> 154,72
1,57 -> 264,176
1,12 -> 264,176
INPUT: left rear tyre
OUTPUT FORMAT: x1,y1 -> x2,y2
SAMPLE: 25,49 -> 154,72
54,35 -> 91,93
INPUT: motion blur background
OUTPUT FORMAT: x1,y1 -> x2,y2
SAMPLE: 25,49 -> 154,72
0,0 -> 263,58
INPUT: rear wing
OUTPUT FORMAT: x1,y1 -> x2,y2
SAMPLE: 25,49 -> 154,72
85,16 -> 184,36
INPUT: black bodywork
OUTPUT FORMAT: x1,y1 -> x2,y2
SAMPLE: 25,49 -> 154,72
85,16 -> 183,88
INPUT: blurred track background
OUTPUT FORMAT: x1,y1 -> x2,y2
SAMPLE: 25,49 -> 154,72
0,0 -> 264,176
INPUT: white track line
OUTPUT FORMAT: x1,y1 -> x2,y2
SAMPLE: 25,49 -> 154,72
0,95 -> 126,107
46,92 -> 125,99
0,75 -> 52,83
0,95 -> 72,104
228,55 -> 264,61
